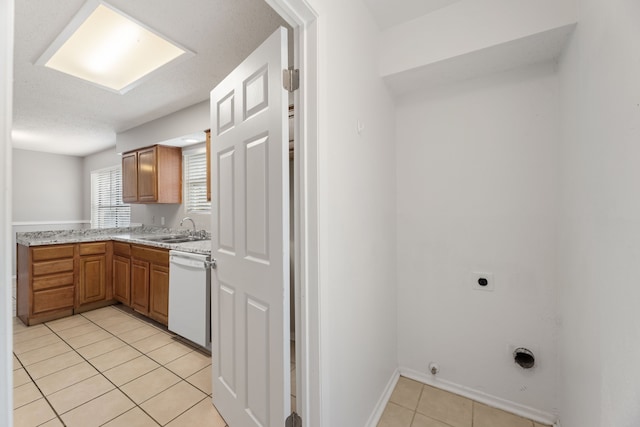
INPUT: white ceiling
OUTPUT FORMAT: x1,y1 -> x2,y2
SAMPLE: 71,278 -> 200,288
363,0 -> 462,30
12,0 -> 288,157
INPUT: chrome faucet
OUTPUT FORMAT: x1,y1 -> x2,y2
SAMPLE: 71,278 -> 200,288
180,217 -> 197,236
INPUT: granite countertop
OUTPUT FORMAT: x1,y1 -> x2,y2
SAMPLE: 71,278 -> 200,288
16,226 -> 211,256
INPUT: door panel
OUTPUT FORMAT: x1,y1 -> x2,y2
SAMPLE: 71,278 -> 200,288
218,283 -> 236,394
79,255 -> 106,305
131,259 -> 150,313
113,255 -> 131,305
211,27 -> 290,427
149,264 -> 169,325
218,148 -> 236,254
245,135 -> 269,261
137,147 -> 157,202
122,152 -> 138,203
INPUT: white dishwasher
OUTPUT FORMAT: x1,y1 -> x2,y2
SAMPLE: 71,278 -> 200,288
168,250 -> 212,350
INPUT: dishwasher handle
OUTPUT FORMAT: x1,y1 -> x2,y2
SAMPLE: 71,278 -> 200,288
170,255 -> 208,270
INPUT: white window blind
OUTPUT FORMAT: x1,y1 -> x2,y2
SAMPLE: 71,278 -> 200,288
91,166 -> 130,228
184,150 -> 211,213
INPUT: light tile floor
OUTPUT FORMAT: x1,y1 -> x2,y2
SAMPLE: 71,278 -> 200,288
378,376 -> 552,427
12,306 -> 226,427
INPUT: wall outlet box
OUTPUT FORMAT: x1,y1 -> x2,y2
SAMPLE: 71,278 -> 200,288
472,272 -> 494,291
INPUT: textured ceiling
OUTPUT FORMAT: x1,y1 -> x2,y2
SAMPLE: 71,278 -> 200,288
363,0 -> 462,30
12,0 -> 288,157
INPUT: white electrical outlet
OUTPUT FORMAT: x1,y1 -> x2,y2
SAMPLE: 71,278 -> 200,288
472,272 -> 494,291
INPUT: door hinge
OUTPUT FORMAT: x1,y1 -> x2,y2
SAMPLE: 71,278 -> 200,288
283,67 -> 299,93
285,411 -> 302,427
207,259 -> 217,270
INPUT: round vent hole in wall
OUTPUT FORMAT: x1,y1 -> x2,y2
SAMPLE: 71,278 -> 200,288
513,347 -> 535,369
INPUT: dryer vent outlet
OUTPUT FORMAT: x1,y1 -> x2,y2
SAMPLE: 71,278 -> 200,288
513,347 -> 535,369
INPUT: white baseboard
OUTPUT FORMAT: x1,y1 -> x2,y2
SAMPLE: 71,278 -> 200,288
365,368 -> 400,427
399,367 -> 558,426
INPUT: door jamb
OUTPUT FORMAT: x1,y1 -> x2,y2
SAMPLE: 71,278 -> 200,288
0,1 -> 14,425
263,1 -> 320,425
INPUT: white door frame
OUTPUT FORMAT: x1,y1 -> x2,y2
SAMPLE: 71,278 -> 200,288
263,1 -> 321,425
0,1 -> 320,425
0,0 -> 14,425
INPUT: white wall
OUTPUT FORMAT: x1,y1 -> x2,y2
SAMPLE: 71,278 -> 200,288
557,0 -> 640,426
12,149 -> 85,275
13,149 -> 84,222
0,0 -> 13,424
306,0 -> 398,425
396,63 -> 560,417
379,0 -> 577,78
116,100 -> 209,154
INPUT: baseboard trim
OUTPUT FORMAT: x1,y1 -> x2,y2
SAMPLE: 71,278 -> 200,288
399,367 -> 558,426
365,368 -> 400,427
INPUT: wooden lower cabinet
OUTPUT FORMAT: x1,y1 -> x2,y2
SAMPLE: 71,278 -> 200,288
149,264 -> 169,325
17,241 -> 171,327
113,255 -> 131,305
131,258 -> 150,313
131,244 -> 170,326
17,244 -> 75,325
112,242 -> 131,306
76,242 -> 113,312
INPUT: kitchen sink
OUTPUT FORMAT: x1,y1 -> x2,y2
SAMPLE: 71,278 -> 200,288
140,234 -> 209,244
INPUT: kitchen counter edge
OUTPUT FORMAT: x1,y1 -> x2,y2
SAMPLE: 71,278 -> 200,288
16,234 -> 211,256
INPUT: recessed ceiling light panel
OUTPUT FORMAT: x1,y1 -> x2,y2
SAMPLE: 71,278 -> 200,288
36,0 -> 194,94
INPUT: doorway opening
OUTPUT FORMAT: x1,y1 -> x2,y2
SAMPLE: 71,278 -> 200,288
3,1 -> 319,425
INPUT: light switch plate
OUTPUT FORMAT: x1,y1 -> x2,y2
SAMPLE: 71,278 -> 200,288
472,272 -> 494,291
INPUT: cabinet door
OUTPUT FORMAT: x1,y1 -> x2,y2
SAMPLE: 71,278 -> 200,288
131,258 -> 150,314
78,255 -> 107,306
122,151 -> 139,203
137,147 -> 158,202
113,255 -> 131,306
149,264 -> 169,325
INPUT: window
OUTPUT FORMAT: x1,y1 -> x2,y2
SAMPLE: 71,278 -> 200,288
184,148 -> 211,213
91,165 -> 130,228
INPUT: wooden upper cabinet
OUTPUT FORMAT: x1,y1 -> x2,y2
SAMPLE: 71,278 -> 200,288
137,147 -> 158,202
206,130 -> 211,202
122,145 -> 182,204
122,152 -> 138,203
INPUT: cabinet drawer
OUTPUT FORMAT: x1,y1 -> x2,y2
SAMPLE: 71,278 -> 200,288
131,245 -> 169,266
33,259 -> 74,276
33,287 -> 74,314
113,242 -> 131,256
32,245 -> 74,261
33,273 -> 74,291
79,242 -> 107,255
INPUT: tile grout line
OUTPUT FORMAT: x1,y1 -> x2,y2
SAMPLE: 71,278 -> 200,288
15,306 -> 213,426
73,310 -> 181,425
17,310 -> 162,425
65,308 -> 209,425
13,349 -> 68,427
471,400 -> 475,427
86,312 -> 214,426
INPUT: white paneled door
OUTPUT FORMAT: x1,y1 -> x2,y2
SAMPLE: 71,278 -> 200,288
210,27 -> 290,427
